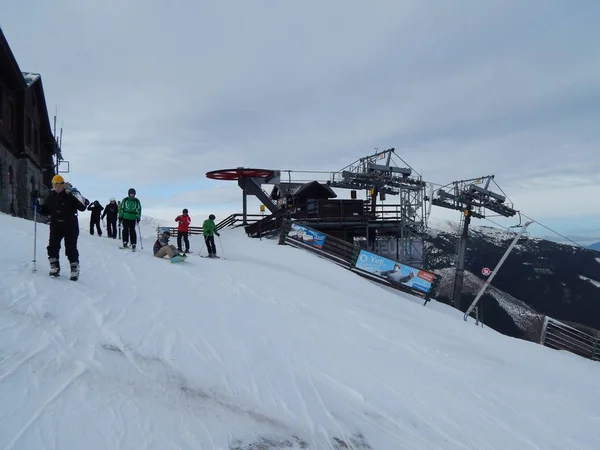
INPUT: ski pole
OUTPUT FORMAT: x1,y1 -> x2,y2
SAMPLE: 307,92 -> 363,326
218,235 -> 225,258
137,222 -> 144,249
32,202 -> 38,273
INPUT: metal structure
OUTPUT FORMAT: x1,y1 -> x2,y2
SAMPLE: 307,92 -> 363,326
464,221 -> 533,321
432,175 -> 517,310
327,148 -> 428,266
206,149 -> 429,266
541,317 -> 600,362
52,112 -> 68,175
206,168 -> 280,225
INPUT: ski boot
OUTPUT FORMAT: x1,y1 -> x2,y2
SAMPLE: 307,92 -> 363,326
49,257 -> 60,277
132,244 -> 136,252
70,262 -> 80,281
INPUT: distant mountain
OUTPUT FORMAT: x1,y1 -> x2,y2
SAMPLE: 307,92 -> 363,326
588,242 -> 600,251
425,219 -> 600,342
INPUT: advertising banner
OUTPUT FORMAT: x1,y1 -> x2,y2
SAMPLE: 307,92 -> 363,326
355,249 -> 435,294
288,223 -> 326,248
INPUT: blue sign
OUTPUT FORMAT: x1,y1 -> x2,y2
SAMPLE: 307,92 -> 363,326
355,249 -> 435,293
288,223 -> 326,248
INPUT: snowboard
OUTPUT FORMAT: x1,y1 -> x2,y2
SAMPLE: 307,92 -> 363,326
170,255 -> 187,263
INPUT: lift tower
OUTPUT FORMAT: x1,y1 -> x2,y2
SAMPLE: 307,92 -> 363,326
328,148 -> 427,266
431,175 -> 517,311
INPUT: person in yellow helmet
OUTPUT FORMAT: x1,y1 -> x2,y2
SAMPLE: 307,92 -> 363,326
38,175 -> 88,280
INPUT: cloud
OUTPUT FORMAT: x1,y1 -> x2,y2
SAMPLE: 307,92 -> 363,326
1,0 -> 599,237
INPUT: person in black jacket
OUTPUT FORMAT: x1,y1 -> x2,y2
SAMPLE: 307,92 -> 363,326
38,175 -> 88,280
87,200 -> 103,236
101,198 -> 119,239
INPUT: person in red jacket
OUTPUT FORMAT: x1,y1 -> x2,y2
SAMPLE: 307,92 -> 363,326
175,208 -> 191,252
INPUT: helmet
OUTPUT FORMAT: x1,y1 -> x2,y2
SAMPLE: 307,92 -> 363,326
128,188 -> 136,196
183,208 -> 188,214
163,230 -> 171,236
209,214 -> 215,220
51,175 -> 65,184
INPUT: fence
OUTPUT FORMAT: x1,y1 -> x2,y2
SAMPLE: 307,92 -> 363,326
278,219 -> 439,301
245,209 -> 289,238
156,213 -> 263,237
540,316 -> 599,362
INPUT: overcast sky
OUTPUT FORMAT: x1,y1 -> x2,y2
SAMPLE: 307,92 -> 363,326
2,0 -> 599,243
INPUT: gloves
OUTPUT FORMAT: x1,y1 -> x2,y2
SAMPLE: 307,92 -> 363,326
216,232 -> 220,237
136,218 -> 140,223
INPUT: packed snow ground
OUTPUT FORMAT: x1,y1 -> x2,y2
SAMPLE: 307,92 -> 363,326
1,213 -> 600,450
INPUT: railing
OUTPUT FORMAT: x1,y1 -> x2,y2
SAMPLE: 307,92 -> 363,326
251,199 -> 418,227
245,209 -> 289,238
156,213 -> 263,237
278,219 -> 439,302
278,220 -> 358,270
540,316 -> 599,362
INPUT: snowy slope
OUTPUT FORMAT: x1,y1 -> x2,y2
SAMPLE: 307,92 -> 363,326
1,213 -> 600,450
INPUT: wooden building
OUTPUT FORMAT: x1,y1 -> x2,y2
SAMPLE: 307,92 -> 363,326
0,27 -> 61,219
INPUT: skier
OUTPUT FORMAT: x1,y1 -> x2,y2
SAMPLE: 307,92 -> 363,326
101,198 -> 119,239
153,230 -> 186,260
202,214 -> 220,257
175,208 -> 191,253
37,175 -> 88,280
87,200 -> 103,236
118,188 -> 142,250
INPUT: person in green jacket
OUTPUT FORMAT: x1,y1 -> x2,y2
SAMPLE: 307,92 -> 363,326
118,188 -> 142,250
202,214 -> 220,257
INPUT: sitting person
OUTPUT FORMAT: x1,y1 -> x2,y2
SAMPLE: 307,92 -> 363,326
153,230 -> 186,260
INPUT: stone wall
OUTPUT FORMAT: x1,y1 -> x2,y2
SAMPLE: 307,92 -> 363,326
0,144 -> 50,220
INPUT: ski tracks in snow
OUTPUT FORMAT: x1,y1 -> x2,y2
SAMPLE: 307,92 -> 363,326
0,238 -> 380,449
3,362 -> 86,450
0,247 -> 145,448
